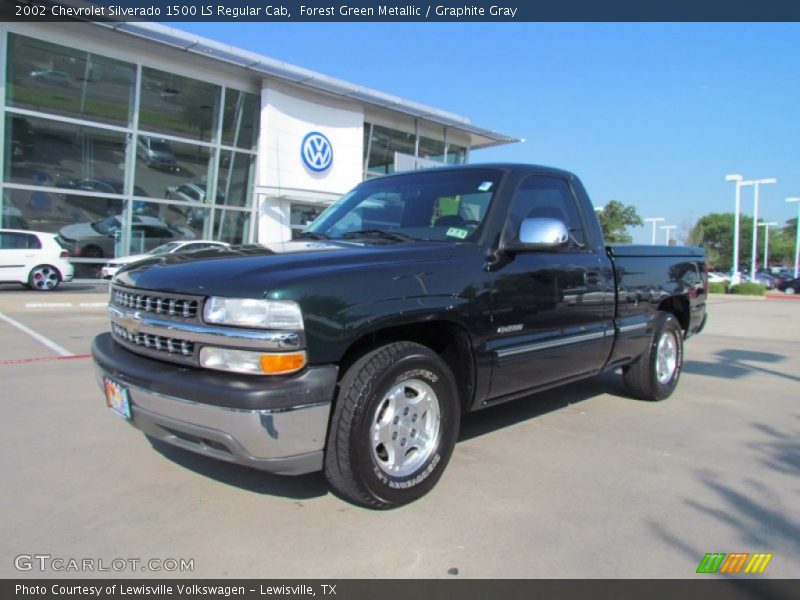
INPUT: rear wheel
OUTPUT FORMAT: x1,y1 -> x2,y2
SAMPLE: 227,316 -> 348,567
27,265 -> 61,291
324,342 -> 460,509
623,312 -> 683,401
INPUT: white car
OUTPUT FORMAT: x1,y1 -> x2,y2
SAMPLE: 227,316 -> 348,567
707,272 -> 730,283
0,229 -> 75,291
101,240 -> 230,279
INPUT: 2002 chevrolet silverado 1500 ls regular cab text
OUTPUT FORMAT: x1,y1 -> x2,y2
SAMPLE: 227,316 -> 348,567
92,164 -> 707,508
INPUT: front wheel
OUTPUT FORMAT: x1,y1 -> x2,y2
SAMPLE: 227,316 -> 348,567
324,342 -> 460,509
623,312 -> 684,401
27,265 -> 61,291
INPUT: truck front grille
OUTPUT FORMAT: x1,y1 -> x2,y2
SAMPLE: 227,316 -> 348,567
111,323 -> 195,355
111,287 -> 200,320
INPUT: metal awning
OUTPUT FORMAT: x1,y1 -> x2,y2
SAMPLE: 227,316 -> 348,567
92,21 -> 521,149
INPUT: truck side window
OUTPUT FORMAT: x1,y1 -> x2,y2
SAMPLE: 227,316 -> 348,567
505,175 -> 587,249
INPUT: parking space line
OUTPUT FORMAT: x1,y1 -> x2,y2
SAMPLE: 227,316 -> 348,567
0,354 -> 91,366
0,311 -> 74,356
22,302 -> 108,309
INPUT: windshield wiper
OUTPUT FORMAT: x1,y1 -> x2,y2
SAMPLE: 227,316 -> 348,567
296,231 -> 329,240
340,229 -> 413,243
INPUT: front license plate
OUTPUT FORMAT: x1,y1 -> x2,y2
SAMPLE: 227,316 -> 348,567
104,377 -> 131,420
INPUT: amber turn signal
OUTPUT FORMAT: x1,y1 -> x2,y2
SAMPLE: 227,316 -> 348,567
259,351 -> 307,375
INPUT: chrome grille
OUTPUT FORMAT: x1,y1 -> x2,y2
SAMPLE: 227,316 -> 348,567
111,323 -> 195,361
111,287 -> 200,319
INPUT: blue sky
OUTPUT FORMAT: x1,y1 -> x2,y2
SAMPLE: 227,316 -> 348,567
175,22 -> 800,244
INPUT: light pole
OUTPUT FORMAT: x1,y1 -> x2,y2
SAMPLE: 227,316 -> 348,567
749,178 -> 777,280
660,225 -> 677,245
758,221 -> 778,272
644,217 -> 665,245
787,197 -> 800,278
725,174 -> 754,285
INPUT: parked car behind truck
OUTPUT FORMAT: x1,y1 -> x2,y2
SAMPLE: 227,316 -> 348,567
92,164 -> 707,508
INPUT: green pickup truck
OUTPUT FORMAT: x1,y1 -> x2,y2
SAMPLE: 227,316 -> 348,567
92,164 -> 707,508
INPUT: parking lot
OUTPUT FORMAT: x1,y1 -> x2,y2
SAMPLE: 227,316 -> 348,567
0,284 -> 798,579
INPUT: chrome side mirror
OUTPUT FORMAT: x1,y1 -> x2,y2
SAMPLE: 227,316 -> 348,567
506,217 -> 570,252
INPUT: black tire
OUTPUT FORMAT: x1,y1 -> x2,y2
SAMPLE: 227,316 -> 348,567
324,342 -> 460,509
623,312 -> 684,401
27,264 -> 61,291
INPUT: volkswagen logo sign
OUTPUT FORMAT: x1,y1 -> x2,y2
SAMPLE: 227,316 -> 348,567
301,131 -> 333,173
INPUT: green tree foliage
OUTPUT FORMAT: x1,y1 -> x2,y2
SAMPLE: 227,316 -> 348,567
689,213 -> 796,271
769,217 -> 797,268
597,200 -> 643,243
688,213 -> 753,271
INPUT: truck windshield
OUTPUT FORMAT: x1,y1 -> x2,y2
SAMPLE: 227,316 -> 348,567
305,168 -> 504,242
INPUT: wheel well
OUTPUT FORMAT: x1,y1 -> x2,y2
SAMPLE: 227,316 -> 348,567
658,295 -> 690,333
337,321 -> 476,414
80,244 -> 104,258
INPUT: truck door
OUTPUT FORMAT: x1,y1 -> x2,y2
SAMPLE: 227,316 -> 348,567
487,174 -> 614,400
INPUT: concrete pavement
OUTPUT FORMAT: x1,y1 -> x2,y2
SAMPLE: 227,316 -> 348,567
0,291 -> 798,578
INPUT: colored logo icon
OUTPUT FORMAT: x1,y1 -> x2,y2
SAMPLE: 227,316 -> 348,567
696,552 -> 773,574
301,131 -> 333,173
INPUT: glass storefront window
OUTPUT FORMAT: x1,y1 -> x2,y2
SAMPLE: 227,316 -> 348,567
126,200 -> 209,253
446,143 -> 468,164
290,203 -> 325,239
366,123 -> 416,176
134,136 -> 213,201
139,67 -> 221,142
5,114 -> 129,190
213,208 -> 252,245
419,136 -> 445,163
6,34 -> 135,127
217,151 -> 255,209
3,188 -> 125,256
221,90 -> 259,151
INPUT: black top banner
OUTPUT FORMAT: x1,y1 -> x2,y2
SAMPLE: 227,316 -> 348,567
2,0 -> 800,22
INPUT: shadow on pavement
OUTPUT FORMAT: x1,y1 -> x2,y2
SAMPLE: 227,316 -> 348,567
148,437 -> 329,501
684,349 -> 799,384
649,416 -> 800,580
459,371 -> 626,443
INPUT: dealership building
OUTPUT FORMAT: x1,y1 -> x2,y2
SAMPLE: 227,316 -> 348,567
0,21 -> 517,273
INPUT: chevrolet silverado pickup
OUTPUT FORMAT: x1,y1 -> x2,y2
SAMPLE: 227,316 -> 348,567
92,164 -> 707,508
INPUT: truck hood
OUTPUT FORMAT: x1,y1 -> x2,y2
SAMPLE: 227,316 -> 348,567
114,240 -> 453,297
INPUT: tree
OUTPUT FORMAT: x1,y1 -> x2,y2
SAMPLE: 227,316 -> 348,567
688,213 -> 753,271
597,200 -> 643,243
689,214 -> 796,271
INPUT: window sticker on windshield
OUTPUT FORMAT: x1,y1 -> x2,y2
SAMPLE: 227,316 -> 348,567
478,181 -> 493,192
446,227 -> 469,240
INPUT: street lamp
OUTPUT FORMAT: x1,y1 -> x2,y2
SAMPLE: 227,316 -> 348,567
757,221 -> 778,272
749,177 -> 777,280
787,197 -> 800,278
644,217 -> 665,245
725,174 -> 756,284
660,225 -> 677,245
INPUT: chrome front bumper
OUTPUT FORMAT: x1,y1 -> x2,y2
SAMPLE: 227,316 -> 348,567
94,367 -> 332,475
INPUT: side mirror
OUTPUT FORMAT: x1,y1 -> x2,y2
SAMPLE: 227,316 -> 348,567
503,217 -> 570,253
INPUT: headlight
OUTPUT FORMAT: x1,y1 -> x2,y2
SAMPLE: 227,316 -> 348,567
203,297 -> 303,330
199,347 -> 307,375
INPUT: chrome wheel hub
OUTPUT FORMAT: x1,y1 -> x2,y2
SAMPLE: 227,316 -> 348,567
371,379 -> 441,478
31,266 -> 58,290
655,331 -> 678,384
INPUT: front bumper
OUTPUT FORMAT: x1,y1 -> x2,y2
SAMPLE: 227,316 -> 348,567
92,333 -> 338,475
